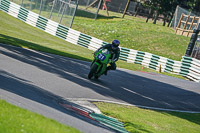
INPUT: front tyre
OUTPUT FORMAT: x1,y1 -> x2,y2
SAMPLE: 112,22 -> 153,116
94,75 -> 99,79
88,64 -> 98,79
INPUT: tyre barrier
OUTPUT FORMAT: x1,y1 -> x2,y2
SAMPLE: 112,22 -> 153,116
0,0 -> 199,83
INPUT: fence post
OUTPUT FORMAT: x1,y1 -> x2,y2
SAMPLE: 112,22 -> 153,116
122,0 -> 130,18
57,1 -> 64,17
49,0 -> 57,19
59,2 -> 67,24
30,0 -> 33,10
70,0 -> 79,28
95,0 -> 103,20
39,0 -> 43,15
21,0 -> 23,6
174,5 -> 179,29
86,0 -> 90,6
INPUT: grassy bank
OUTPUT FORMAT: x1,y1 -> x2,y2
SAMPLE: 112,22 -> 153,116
0,100 -> 80,133
72,9 -> 190,61
95,102 -> 200,133
0,11 -> 93,62
0,11 -> 184,79
2,5 -> 189,61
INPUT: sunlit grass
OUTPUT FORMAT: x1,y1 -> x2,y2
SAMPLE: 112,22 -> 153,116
72,9 -> 190,61
0,100 -> 80,133
95,102 -> 200,133
7,1 -> 190,61
0,10 -> 185,79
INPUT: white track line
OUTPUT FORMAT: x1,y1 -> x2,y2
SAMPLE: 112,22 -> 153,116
65,98 -> 200,114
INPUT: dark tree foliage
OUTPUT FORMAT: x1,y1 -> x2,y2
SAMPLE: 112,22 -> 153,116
143,0 -> 200,25
187,0 -> 200,13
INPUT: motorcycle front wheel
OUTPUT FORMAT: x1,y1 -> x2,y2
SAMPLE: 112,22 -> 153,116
88,64 -> 98,79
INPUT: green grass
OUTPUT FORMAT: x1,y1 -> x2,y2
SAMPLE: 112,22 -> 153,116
95,102 -> 200,133
0,11 -> 93,62
2,2 -> 190,61
72,9 -> 190,61
0,100 -> 80,133
16,6 -> 190,61
0,11 -> 185,79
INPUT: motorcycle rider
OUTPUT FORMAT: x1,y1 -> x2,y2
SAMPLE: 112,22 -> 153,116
94,39 -> 120,75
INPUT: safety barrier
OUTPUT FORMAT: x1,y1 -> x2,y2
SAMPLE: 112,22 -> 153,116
181,56 -> 200,82
0,0 -> 108,50
0,0 -> 200,82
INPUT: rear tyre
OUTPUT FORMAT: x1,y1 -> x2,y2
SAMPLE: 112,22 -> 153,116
88,64 -> 98,79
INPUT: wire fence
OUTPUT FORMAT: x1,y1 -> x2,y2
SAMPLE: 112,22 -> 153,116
76,0 -> 149,19
105,0 -> 149,16
171,5 -> 200,30
10,0 -> 78,27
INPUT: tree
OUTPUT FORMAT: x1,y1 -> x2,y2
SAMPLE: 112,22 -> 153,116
143,0 -> 160,24
144,0 -> 198,25
187,0 -> 200,13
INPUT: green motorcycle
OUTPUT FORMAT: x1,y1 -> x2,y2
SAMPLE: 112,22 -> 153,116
88,49 -> 111,79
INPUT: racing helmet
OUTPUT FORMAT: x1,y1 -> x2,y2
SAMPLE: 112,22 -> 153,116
112,40 -> 120,50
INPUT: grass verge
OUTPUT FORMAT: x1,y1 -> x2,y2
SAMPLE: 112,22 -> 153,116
0,100 -> 80,133
94,102 -> 200,133
0,11 -> 184,79
72,9 -> 190,61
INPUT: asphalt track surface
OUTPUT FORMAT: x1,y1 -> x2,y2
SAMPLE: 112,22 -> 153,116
1,43 -> 200,132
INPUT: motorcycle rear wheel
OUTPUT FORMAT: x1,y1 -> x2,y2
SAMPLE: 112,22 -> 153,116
88,64 -> 98,79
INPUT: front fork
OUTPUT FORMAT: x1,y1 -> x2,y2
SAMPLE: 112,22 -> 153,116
90,59 -> 95,68
91,59 -> 103,75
